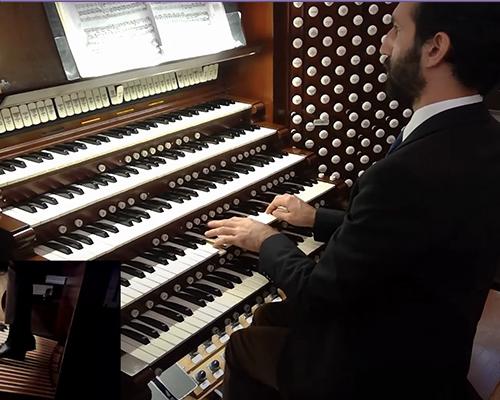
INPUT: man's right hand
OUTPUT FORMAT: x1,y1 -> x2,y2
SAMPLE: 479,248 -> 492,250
265,194 -> 317,228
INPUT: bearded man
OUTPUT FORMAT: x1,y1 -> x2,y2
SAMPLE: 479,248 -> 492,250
205,3 -> 500,399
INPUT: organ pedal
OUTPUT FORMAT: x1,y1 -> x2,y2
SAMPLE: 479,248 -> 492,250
0,327 -> 60,400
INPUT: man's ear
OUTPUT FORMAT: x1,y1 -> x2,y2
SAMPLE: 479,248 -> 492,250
422,31 -> 451,68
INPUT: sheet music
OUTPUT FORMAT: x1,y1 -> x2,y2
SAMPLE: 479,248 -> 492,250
150,2 -> 240,62
55,2 -> 241,79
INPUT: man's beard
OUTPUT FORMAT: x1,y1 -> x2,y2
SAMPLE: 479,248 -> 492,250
384,44 -> 426,106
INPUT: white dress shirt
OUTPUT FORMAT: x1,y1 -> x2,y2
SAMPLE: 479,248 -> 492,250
402,94 -> 483,142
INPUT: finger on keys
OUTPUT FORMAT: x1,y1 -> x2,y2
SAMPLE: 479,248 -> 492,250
265,195 -> 288,214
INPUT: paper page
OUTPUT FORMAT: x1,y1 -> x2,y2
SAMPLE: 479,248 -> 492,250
150,2 -> 241,62
55,2 -> 163,78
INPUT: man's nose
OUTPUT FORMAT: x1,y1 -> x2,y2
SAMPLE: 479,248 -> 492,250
379,33 -> 392,56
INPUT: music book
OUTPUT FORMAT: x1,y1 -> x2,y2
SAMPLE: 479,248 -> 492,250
55,2 -> 242,78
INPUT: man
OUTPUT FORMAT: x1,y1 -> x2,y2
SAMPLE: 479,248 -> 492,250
0,262 -> 36,360
205,3 -> 500,399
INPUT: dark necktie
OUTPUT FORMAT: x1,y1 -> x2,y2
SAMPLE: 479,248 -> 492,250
386,130 -> 404,156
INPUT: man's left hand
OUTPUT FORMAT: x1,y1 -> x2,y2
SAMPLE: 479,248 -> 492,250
205,217 -> 279,252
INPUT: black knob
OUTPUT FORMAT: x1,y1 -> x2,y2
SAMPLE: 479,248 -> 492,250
209,360 -> 220,372
196,370 -> 206,383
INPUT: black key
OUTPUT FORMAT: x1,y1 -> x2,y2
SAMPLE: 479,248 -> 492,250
133,162 -> 152,170
154,306 -> 184,322
33,151 -> 54,160
106,214 -> 134,227
223,263 -> 253,277
167,149 -> 186,158
38,195 -> 58,205
56,237 -> 84,250
216,170 -> 239,179
94,134 -> 111,143
178,233 -> 205,245
194,179 -> 217,189
149,248 -> 177,261
211,271 -> 242,284
66,233 -> 93,245
9,159 -> 27,168
199,135 -> 220,144
93,177 -> 111,187
115,210 -> 142,223
128,322 -> 159,338
121,166 -> 140,175
52,190 -> 74,199
226,165 -> 249,174
253,154 -> 274,163
137,316 -> 169,332
125,261 -> 155,274
93,222 -> 119,234
203,175 -> 227,184
20,155 -> 43,163
126,208 -> 151,219
191,283 -> 222,297
266,151 -> 286,159
289,177 -> 313,187
182,182 -> 210,192
168,189 -> 193,199
99,174 -> 117,183
19,204 -> 37,213
157,193 -> 185,203
162,301 -> 193,316
240,159 -> 262,168
80,181 -> 100,190
146,156 -> 167,165
141,252 -> 170,265
191,140 -> 209,148
121,328 -> 149,345
0,162 -> 16,171
135,201 -> 164,213
55,144 -> 80,152
120,277 -> 130,287
176,145 -> 196,154
148,199 -> 173,209
168,237 -> 197,249
182,142 -> 204,151
103,131 -> 123,139
67,186 -> 84,195
78,137 -> 102,146
183,288 -> 214,302
244,200 -> 267,212
29,201 -> 48,210
71,141 -> 87,150
283,182 -> 305,191
45,241 -> 72,255
109,128 -> 132,137
110,169 -> 130,178
204,275 -> 234,289
81,226 -> 109,238
159,244 -> 184,256
157,151 -> 178,160
122,265 -> 145,278
175,292 -> 206,307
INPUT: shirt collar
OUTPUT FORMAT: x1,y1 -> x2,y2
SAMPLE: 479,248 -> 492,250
402,94 -> 483,141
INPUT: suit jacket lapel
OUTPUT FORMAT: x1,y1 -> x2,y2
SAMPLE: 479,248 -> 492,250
397,102 -> 491,152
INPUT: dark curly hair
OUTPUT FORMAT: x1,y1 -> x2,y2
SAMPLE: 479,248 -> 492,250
413,3 -> 500,96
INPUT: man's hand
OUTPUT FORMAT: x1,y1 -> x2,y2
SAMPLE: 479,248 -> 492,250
205,217 -> 279,252
265,194 -> 317,227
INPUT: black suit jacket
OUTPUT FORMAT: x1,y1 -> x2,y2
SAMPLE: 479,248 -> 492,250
259,103 -> 500,399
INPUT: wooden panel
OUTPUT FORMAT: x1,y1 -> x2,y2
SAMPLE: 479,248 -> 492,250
223,3 -> 274,121
0,3 -> 66,96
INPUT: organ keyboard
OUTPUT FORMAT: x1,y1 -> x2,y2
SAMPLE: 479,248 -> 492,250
0,3 -> 350,398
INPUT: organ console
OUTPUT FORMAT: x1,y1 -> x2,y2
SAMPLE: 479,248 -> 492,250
0,2 -> 408,399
